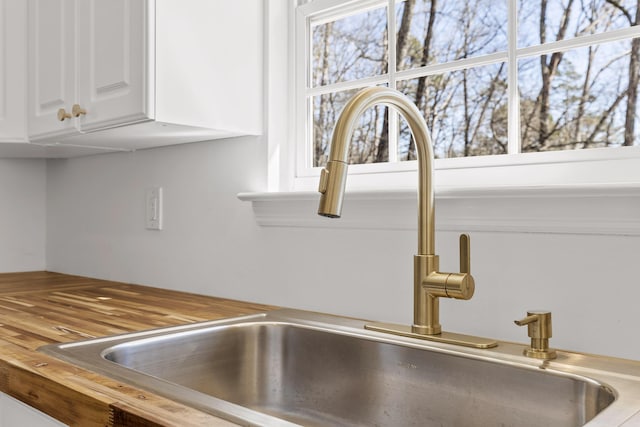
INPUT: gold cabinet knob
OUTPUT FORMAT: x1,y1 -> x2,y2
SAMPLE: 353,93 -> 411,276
57,108 -> 72,121
72,104 -> 87,117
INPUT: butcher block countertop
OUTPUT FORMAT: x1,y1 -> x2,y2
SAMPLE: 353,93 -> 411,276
0,271 -> 274,426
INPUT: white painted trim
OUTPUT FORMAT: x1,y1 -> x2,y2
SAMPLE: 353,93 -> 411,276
238,184 -> 640,236
284,0 -> 640,195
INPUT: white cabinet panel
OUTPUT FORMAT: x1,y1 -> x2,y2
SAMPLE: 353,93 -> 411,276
76,0 -> 149,132
155,0 -> 262,134
27,0 -> 77,139
0,0 -> 27,142
28,0 -> 145,139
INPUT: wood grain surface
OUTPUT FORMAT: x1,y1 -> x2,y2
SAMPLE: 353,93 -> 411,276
0,271 -> 274,426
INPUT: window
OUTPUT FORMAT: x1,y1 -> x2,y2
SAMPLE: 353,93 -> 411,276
292,0 -> 640,191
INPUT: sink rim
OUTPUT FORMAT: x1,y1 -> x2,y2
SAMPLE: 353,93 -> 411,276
38,308 -> 640,427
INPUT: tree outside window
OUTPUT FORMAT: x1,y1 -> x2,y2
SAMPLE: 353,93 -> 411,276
307,0 -> 640,168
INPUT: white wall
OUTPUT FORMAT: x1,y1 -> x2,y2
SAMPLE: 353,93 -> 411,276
46,136 -> 266,290
45,137 -> 640,361
0,159 -> 46,271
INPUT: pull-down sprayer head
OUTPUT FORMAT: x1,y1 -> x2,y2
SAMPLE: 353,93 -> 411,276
317,86 -> 435,256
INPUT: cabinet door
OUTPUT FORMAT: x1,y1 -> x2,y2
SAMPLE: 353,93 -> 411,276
75,0 -> 150,132
0,0 -> 27,142
27,0 -> 77,140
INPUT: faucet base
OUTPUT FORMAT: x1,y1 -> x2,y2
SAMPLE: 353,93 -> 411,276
523,347 -> 557,360
365,322 -> 498,349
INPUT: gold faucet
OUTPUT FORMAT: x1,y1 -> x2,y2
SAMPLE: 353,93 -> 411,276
515,311 -> 557,360
318,87 -> 496,349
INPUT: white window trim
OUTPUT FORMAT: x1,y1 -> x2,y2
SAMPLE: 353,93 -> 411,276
243,0 -> 640,235
238,183 -> 640,236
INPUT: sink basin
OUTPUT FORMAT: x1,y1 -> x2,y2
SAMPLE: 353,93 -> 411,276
39,309 -> 640,426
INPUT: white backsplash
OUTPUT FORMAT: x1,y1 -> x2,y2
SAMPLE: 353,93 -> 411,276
0,136 -> 633,360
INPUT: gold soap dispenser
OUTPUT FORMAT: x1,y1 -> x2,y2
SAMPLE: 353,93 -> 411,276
514,310 -> 557,360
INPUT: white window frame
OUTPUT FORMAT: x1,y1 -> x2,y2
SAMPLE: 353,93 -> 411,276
243,0 -> 640,235
274,0 -> 640,193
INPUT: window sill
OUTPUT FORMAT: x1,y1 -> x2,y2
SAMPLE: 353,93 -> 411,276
238,183 -> 640,235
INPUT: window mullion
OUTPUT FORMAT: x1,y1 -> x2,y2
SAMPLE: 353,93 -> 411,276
517,25 -> 640,59
507,0 -> 520,155
388,0 -> 398,163
388,0 -> 396,87
306,75 -> 390,97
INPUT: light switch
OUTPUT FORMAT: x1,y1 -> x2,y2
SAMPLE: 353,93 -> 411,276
145,187 -> 163,230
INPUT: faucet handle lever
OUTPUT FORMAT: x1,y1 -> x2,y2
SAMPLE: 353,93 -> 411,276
436,234 -> 474,301
459,234 -> 471,274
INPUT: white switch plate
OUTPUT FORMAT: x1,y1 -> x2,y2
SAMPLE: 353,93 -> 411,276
145,187 -> 163,230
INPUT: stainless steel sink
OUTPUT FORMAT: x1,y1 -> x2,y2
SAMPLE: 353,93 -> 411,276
39,309 -> 640,426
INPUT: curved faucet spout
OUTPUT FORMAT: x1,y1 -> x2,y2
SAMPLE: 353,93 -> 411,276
317,87 -> 488,344
317,87 -> 435,256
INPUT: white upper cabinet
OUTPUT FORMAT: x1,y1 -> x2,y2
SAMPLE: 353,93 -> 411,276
0,0 -> 27,143
28,0 -> 86,140
26,0 -> 263,151
75,0 -> 148,133
28,0 -> 146,140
